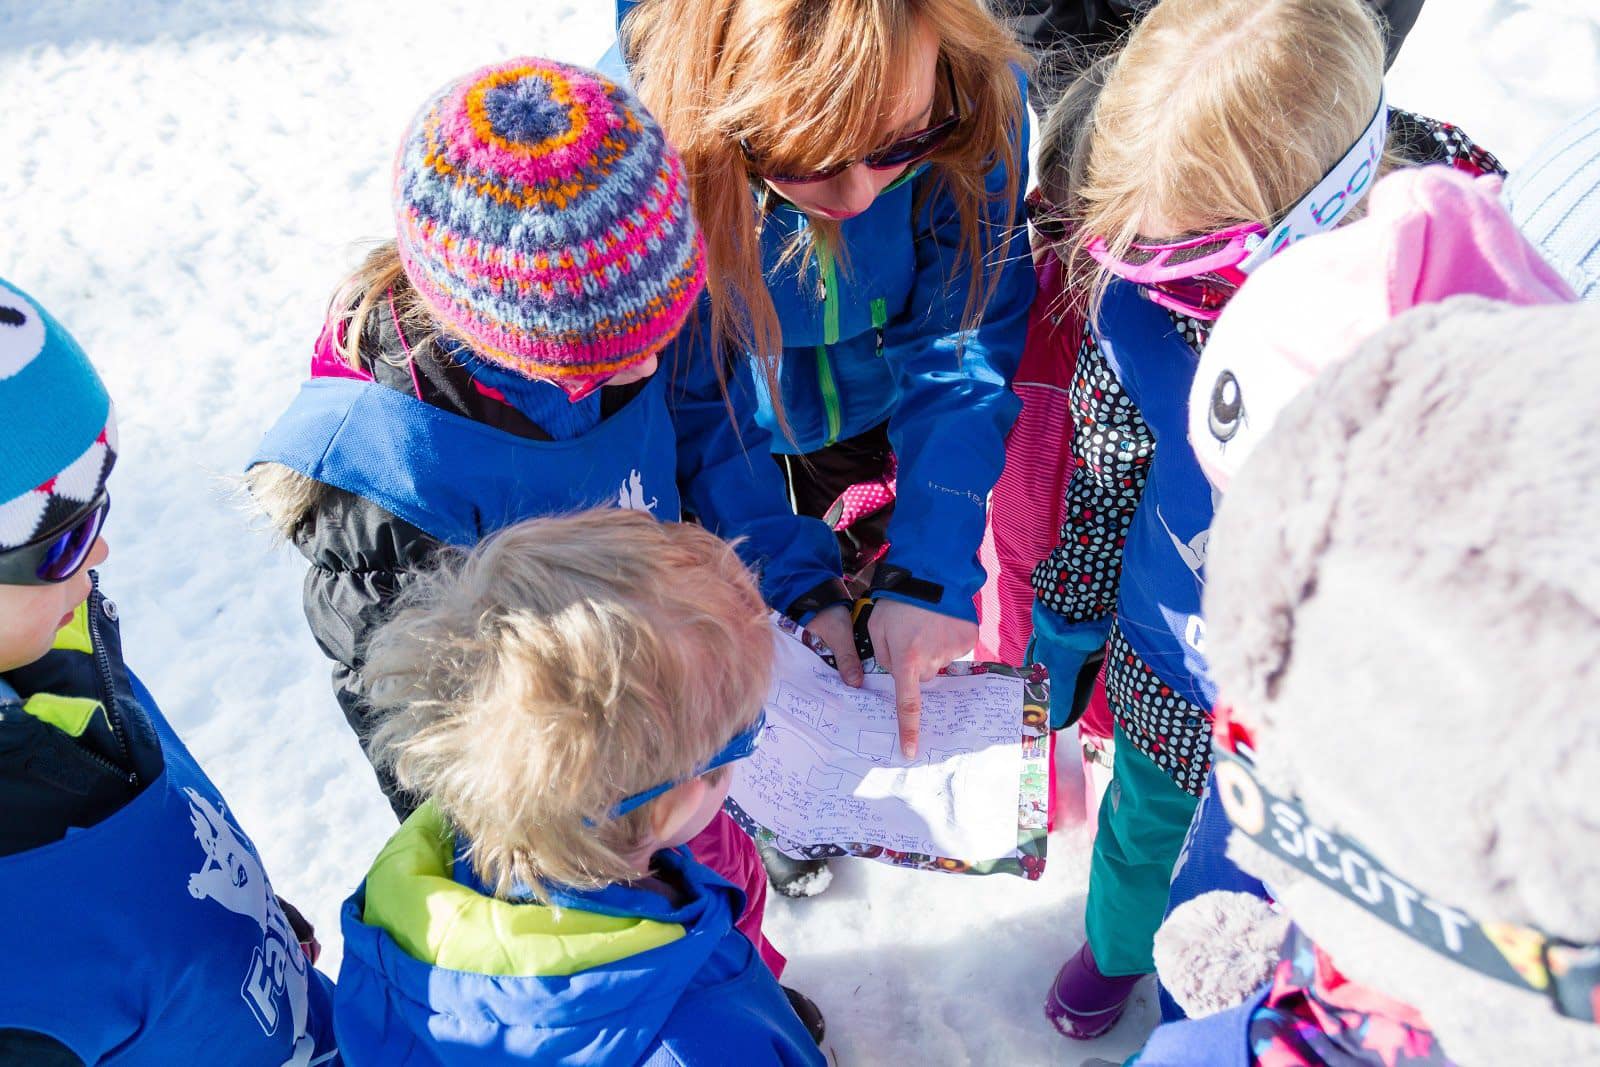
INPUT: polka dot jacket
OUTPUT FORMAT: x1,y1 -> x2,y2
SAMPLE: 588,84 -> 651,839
1031,110 -> 1503,797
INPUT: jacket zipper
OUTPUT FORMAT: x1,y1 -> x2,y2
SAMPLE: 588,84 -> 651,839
815,345 -> 842,447
86,573 -> 137,788
819,244 -> 842,347
815,244 -> 844,446
871,297 -> 888,356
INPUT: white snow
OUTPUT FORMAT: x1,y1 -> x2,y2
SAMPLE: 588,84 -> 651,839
1,1 -> 1594,1063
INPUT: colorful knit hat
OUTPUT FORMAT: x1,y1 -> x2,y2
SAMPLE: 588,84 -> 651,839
393,58 -> 706,387
0,277 -> 117,553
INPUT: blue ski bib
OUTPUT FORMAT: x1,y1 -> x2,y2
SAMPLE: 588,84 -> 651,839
0,677 -> 338,1065
250,374 -> 681,547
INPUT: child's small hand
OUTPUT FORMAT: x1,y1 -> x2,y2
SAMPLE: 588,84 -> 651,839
806,604 -> 865,688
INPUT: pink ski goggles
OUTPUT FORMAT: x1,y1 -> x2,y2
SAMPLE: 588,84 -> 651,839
1081,89 -> 1390,321
1085,225 -> 1262,319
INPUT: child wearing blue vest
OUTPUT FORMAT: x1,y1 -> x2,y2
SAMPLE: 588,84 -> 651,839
334,510 -> 826,1065
1020,0 -> 1505,1041
0,277 -> 338,1065
247,59 -> 857,981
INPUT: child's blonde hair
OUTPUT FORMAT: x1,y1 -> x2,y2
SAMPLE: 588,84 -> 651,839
1051,0 -> 1387,314
361,509 -> 773,902
622,0 -> 1028,431
326,242 -> 437,373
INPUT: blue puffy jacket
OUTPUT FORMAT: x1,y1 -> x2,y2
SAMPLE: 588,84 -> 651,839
335,804 -> 823,1065
604,5 -> 1034,620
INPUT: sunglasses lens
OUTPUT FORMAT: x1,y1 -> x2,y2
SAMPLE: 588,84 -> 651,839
36,500 -> 107,582
764,160 -> 851,185
864,119 -> 957,171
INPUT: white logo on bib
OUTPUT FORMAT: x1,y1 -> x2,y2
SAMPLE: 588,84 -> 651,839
617,469 -> 658,513
184,788 -> 316,1066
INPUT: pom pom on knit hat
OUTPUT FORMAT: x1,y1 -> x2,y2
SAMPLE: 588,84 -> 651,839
0,277 -> 117,553
1187,165 -> 1574,491
393,58 -> 706,387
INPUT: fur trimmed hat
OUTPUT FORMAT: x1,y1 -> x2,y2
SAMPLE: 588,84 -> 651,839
1198,297 -> 1600,1064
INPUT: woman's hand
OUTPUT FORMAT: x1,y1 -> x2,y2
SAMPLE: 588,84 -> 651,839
867,600 -> 977,759
805,603 -> 866,688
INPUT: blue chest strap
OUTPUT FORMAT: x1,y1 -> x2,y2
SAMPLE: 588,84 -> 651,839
252,376 -> 680,547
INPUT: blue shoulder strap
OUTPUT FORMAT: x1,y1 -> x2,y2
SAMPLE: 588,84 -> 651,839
253,376 -> 676,548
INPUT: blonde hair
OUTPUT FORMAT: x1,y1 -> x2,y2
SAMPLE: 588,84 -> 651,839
361,509 -> 773,902
240,244 -> 432,538
623,0 -> 1028,429
325,241 -> 439,372
1049,0 -> 1388,315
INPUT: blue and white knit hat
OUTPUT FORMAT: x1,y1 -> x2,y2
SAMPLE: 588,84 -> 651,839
1504,105 -> 1600,302
0,277 -> 117,552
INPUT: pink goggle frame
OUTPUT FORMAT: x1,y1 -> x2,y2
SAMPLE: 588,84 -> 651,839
1079,89 -> 1390,321
1085,224 -> 1264,320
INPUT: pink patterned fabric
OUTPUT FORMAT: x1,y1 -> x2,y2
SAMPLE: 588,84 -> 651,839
975,252 -> 1083,665
832,452 -> 896,531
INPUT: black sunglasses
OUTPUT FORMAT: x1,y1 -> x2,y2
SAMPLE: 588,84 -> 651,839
0,493 -> 109,586
1025,188 -> 1072,246
742,63 -> 964,185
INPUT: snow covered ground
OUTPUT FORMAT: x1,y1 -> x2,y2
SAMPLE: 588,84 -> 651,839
2,1 -> 1595,1063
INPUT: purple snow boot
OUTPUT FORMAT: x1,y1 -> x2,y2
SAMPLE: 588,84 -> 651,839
1044,942 -> 1144,1040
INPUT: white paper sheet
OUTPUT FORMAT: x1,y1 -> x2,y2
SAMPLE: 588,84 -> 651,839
729,620 -> 1029,861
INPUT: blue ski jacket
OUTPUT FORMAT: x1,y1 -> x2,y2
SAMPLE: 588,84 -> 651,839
604,5 -> 1033,620
335,804 -> 824,1065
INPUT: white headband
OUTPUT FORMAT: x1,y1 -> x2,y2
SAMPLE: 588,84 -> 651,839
1240,87 -> 1390,274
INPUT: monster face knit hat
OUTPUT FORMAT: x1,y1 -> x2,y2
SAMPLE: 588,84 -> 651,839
393,57 -> 707,387
0,278 -> 117,552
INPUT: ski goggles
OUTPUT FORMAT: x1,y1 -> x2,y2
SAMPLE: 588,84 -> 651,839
607,709 -> 767,820
0,492 -> 109,586
741,64 -> 963,185
1211,704 -> 1600,1026
1083,88 -> 1390,321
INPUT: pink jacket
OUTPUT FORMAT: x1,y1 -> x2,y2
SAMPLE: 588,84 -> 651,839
976,252 -> 1083,665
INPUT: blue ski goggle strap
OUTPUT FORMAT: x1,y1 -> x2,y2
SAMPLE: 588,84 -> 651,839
1213,743 -> 1600,1024
1238,87 -> 1391,274
607,710 -> 768,821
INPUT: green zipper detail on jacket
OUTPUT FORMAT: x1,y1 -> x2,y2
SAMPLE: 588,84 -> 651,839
819,245 -> 842,347
815,344 -> 842,446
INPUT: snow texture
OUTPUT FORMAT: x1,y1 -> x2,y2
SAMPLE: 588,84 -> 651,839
0,2 -> 1594,1063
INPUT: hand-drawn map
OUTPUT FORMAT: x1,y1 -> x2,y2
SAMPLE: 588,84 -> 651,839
725,617 -> 1052,879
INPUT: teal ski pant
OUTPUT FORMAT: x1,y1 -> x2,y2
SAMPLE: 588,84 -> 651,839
1084,724 -> 1201,978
